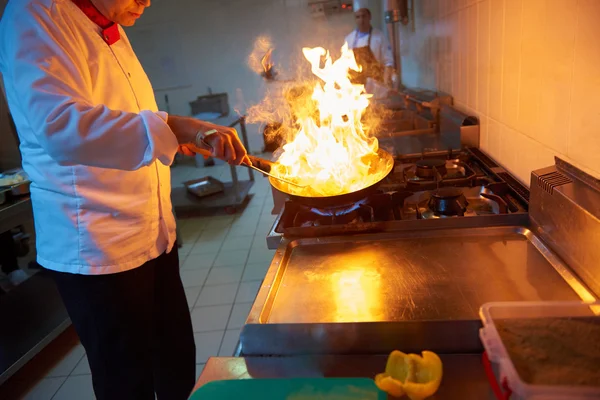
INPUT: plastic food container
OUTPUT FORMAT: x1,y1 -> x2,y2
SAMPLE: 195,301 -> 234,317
479,301 -> 600,400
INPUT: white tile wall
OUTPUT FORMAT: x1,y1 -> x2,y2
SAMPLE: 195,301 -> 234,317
399,0 -> 600,184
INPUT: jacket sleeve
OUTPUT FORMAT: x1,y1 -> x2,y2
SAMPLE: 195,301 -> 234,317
381,33 -> 395,67
0,4 -> 179,171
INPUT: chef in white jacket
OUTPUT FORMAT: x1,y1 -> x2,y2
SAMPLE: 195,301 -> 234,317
0,0 -> 250,399
345,0 -> 395,86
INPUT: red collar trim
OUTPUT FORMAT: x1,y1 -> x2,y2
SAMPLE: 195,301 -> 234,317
71,0 -> 120,45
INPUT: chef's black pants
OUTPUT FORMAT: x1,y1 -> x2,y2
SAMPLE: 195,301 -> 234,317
0,229 -> 19,275
48,249 -> 196,400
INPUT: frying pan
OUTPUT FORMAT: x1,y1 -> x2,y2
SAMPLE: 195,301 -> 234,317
246,149 -> 394,208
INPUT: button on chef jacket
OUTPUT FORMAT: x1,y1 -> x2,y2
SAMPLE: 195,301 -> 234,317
0,0 -> 180,274
344,28 -> 394,68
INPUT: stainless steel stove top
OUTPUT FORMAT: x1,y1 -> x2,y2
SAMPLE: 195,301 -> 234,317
242,155 -> 600,358
266,148 -> 529,249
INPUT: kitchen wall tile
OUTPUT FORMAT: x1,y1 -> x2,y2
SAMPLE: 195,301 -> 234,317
455,9 -> 468,105
476,0 -> 490,115
517,0 -> 545,139
499,123 -> 521,178
535,0 -> 576,154
479,115 -> 489,151
487,118 -> 502,161
439,0 -> 449,18
436,19 -> 452,93
488,0 -> 504,121
500,0 -> 522,130
466,3 -> 478,109
568,0 -> 600,173
451,11 -> 462,102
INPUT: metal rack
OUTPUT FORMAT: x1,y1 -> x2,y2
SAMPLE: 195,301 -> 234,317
171,116 -> 255,216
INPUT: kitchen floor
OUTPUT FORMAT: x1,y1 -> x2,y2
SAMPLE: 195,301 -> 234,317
0,159 -> 277,400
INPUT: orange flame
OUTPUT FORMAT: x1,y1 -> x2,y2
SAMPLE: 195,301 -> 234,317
271,44 -> 391,197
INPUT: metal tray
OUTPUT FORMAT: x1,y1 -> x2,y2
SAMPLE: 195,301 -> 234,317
241,226 -> 596,356
184,177 -> 224,198
0,187 -> 9,205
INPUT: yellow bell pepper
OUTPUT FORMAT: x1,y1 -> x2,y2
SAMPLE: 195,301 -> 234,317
374,350 -> 443,400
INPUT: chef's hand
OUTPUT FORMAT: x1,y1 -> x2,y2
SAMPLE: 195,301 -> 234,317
384,67 -> 394,88
168,116 -> 250,165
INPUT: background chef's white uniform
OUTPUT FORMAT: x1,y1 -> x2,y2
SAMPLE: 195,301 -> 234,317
344,28 -> 394,69
0,0 -> 180,275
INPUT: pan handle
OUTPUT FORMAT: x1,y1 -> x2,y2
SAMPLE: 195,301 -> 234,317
246,155 -> 274,173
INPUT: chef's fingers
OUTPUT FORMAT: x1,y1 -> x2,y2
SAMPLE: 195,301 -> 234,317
222,135 -> 236,165
178,145 -> 196,157
229,133 -> 248,166
208,134 -> 225,160
242,154 -> 252,166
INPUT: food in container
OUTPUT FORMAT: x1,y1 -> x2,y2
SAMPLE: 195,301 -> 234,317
480,301 -> 600,400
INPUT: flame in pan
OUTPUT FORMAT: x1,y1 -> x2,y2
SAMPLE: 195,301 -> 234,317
270,44 -> 391,197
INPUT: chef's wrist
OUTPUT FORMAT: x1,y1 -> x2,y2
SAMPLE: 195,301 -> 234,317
167,115 -> 202,144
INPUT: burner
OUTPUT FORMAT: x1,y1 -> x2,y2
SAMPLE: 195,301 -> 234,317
416,159 -> 447,179
291,200 -> 375,227
428,187 -> 468,216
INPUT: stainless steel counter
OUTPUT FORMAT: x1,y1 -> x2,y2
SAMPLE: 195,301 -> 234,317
242,225 -> 595,356
194,355 -> 495,399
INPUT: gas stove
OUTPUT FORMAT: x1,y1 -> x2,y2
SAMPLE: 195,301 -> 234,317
266,148 -> 530,249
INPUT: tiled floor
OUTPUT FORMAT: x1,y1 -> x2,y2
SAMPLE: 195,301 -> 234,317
1,161 -> 277,399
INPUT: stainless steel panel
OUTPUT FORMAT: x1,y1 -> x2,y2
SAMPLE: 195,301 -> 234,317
530,158 -> 600,297
245,226 -> 594,355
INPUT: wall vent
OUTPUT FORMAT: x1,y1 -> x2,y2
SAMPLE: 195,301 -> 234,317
537,171 -> 573,195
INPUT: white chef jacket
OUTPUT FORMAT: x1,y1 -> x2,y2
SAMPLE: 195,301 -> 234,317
0,0 -> 180,274
344,28 -> 394,68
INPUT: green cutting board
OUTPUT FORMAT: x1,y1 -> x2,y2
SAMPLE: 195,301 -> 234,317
190,378 -> 385,400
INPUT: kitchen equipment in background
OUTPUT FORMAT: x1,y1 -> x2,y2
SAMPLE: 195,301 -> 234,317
308,0 -> 355,19
0,168 -> 31,198
184,177 -> 225,198
0,187 -> 9,206
384,0 -> 410,88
